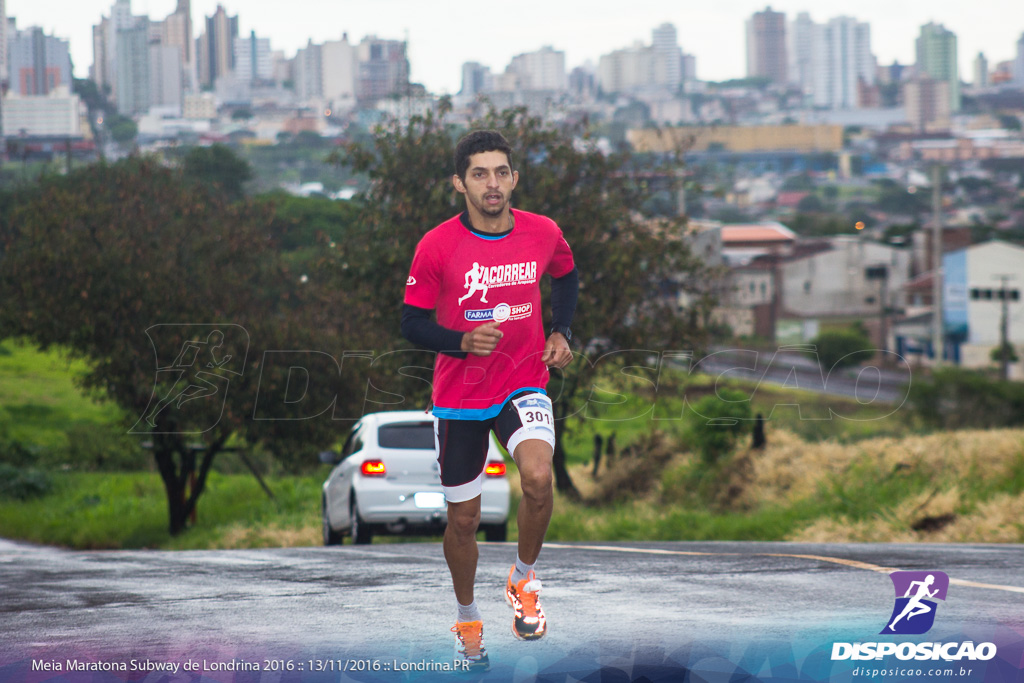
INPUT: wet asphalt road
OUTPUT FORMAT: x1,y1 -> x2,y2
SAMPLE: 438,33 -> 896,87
1,539 -> 1022,681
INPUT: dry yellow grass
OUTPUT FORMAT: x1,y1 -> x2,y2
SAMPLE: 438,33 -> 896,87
742,428 -> 1024,508
216,522 -> 321,549
760,429 -> 1024,543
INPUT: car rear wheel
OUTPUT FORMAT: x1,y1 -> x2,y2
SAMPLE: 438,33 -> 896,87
482,523 -> 507,542
322,496 -> 342,546
350,492 -> 373,545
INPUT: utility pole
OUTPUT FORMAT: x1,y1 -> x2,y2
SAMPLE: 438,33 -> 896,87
931,165 -> 944,366
994,274 -> 1016,381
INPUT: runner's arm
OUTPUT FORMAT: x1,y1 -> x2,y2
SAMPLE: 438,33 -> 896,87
550,266 -> 579,331
401,304 -> 468,359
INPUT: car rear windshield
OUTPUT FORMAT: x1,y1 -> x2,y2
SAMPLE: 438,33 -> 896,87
378,422 -> 435,449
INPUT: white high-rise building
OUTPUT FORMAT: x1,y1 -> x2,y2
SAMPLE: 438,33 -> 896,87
652,23 -> 683,92
788,12 -> 816,93
0,0 -> 8,87
294,40 -> 322,102
812,16 -> 875,109
1014,34 -> 1024,86
974,52 -> 989,88
115,16 -> 150,115
234,30 -> 273,85
321,34 -> 357,103
508,46 -> 567,91
149,43 -> 183,108
598,42 -> 654,94
460,61 -> 493,97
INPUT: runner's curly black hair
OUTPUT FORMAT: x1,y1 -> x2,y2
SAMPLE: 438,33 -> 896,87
454,130 -> 514,179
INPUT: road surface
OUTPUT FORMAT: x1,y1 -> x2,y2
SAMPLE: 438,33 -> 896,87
0,539 -> 1021,682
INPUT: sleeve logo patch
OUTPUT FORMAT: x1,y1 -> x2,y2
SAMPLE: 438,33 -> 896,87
406,276 -> 417,286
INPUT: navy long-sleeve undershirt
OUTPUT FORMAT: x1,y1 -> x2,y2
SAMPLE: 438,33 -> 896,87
400,266 -> 579,359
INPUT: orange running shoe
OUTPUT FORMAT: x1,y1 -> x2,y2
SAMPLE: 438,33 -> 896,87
505,566 -> 547,640
451,620 -> 490,672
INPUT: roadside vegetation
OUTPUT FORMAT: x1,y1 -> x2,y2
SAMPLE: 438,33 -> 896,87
2,343 -> 1021,550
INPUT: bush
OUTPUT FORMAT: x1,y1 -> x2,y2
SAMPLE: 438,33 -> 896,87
686,388 -> 753,465
810,328 -> 873,371
907,367 -> 1024,430
63,423 -> 145,471
0,463 -> 52,500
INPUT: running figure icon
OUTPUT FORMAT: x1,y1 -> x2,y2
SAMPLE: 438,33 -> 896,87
888,574 -> 939,631
144,330 -> 232,428
458,262 -> 489,305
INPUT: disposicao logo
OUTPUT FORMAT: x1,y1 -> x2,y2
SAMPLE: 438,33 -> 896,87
882,571 -> 948,635
831,570 -> 997,663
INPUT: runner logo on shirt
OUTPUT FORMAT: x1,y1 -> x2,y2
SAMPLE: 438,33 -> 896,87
458,261 -> 538,305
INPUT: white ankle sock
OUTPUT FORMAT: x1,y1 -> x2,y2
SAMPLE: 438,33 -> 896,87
457,600 -> 482,624
511,555 -> 535,585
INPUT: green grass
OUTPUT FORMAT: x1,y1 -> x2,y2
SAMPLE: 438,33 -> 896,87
0,471 -> 321,550
0,341 -> 125,450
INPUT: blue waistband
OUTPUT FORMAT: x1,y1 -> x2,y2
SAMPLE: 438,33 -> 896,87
432,387 -> 546,420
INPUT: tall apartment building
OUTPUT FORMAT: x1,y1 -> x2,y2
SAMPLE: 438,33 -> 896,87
161,0 -> 195,93
597,23 -> 687,95
508,46 -> 567,91
916,23 -> 959,113
652,23 -> 683,92
746,7 -> 788,84
355,36 -> 408,104
116,17 -> 150,115
0,0 -> 7,88
293,40 -> 322,102
812,16 -> 875,109
7,25 -> 72,96
904,78 -> 951,131
1014,34 -> 1024,86
460,61 -> 492,97
149,41 -> 183,109
974,52 -> 989,88
197,4 -> 238,89
787,12 -> 816,93
234,31 -> 273,86
91,0 -> 134,100
321,35 -> 357,103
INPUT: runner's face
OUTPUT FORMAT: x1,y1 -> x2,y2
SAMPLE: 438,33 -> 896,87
455,151 -> 518,218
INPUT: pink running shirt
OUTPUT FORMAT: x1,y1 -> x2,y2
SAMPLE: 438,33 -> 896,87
404,209 -> 575,419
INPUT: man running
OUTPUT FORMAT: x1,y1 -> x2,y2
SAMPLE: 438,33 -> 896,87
401,130 -> 578,672
888,574 -> 939,631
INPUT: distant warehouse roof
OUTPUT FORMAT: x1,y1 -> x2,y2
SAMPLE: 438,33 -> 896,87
628,124 -> 844,154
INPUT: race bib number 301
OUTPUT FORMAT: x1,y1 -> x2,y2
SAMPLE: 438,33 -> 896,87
512,394 -> 554,434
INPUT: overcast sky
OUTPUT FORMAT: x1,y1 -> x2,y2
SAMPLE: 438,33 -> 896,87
7,0 -> 1023,94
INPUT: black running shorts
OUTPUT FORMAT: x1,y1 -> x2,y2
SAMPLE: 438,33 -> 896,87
433,391 -> 555,503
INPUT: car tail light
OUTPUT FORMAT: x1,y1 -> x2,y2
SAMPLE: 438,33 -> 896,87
484,462 -> 506,477
360,460 -> 387,477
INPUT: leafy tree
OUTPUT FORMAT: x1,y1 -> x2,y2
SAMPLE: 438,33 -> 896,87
907,367 -> 1024,430
0,158 -> 351,534
182,144 -> 254,202
328,104 -> 717,498
809,328 -> 873,371
796,194 -> 824,213
107,115 -> 138,146
256,191 -> 360,251
687,388 -> 752,465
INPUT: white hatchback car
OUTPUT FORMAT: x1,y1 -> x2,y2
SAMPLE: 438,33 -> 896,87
321,411 -> 511,545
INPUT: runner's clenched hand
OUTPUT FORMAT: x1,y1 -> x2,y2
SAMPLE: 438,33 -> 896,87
461,322 -> 503,356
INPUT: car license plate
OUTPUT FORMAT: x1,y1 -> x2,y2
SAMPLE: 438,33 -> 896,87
413,492 -> 446,509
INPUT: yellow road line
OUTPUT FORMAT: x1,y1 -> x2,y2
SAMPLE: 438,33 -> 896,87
543,543 -> 1024,595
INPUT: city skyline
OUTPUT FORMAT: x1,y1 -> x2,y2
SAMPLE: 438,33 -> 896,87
5,0 -> 1024,94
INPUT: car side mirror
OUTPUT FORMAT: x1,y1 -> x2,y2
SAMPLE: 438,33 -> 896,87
318,450 -> 340,465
